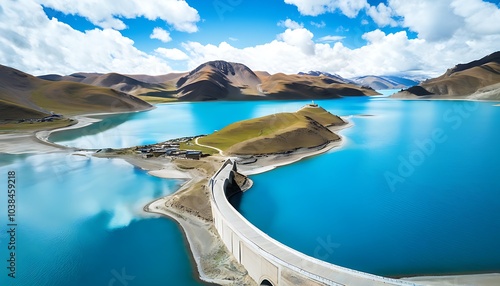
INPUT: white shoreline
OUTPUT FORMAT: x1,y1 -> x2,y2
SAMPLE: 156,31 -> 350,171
387,96 -> 500,103
237,119 -> 352,176
34,107 -> 155,149
145,198 -> 228,285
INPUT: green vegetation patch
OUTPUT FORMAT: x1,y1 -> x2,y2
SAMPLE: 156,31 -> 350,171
0,118 -> 76,132
197,106 -> 344,155
197,112 -> 305,151
137,95 -> 179,104
180,140 -> 217,155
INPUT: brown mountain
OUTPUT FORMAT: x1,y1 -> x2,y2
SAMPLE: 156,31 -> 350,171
260,73 -> 378,99
176,60 -> 378,101
175,60 -> 262,101
39,72 -> 180,99
0,65 -> 151,121
392,51 -> 500,100
36,60 -> 377,102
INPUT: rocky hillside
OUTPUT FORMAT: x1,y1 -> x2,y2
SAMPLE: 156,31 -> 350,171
0,65 -> 151,121
175,60 -> 262,101
39,72 -> 179,99
260,73 -> 379,99
392,51 -> 500,100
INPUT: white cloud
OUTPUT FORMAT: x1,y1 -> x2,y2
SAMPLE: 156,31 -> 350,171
318,35 -> 345,42
2,0 -> 499,81
311,21 -> 326,28
285,0 -> 500,44
362,29 -> 386,43
278,19 -> 303,29
155,48 -> 189,61
0,0 -> 173,75
450,0 -> 500,35
284,0 -> 368,17
150,27 -> 172,43
389,0 -> 464,41
387,0 -> 500,42
35,0 -> 200,32
367,3 -> 397,27
277,24 -> 315,55
181,23 -> 500,78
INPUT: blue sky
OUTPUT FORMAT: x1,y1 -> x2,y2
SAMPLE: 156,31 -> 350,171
43,1 -> 414,52
1,0 -> 500,77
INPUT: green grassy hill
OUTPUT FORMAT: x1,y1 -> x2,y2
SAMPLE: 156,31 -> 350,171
197,105 -> 345,155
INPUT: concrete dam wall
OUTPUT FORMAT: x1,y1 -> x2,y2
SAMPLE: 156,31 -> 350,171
208,159 -> 419,286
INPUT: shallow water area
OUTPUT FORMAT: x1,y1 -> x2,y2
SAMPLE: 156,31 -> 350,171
0,153 -> 205,286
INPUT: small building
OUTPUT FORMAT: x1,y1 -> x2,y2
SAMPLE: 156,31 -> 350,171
152,150 -> 166,157
172,150 -> 187,156
186,151 -> 202,160
308,100 -> 318,107
165,148 -> 179,156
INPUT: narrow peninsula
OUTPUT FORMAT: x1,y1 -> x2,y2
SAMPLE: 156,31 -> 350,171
93,104 -> 350,285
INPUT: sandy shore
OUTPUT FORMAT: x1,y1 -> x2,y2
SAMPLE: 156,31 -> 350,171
132,155 -> 255,285
0,108 -> 154,155
35,115 -> 101,145
35,108 -> 154,147
0,132 -> 68,154
235,140 -> 342,175
145,193 -> 254,285
236,119 -> 352,175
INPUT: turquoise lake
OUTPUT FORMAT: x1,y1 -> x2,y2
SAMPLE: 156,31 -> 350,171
230,98 -> 500,277
1,95 -> 499,284
0,154 -> 205,286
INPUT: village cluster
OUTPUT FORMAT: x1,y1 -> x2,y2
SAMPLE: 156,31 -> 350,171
135,136 -> 204,160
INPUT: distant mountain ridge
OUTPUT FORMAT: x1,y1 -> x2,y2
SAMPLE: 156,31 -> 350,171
260,73 -> 378,99
176,61 -> 378,100
38,72 -> 179,98
299,71 -> 419,90
35,61 -> 377,102
392,51 -> 500,100
298,71 -> 356,85
352,75 -> 419,90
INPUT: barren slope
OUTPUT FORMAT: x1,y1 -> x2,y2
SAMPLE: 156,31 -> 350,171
0,65 -> 151,121
176,61 -> 262,101
260,73 -> 379,99
392,51 -> 500,99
